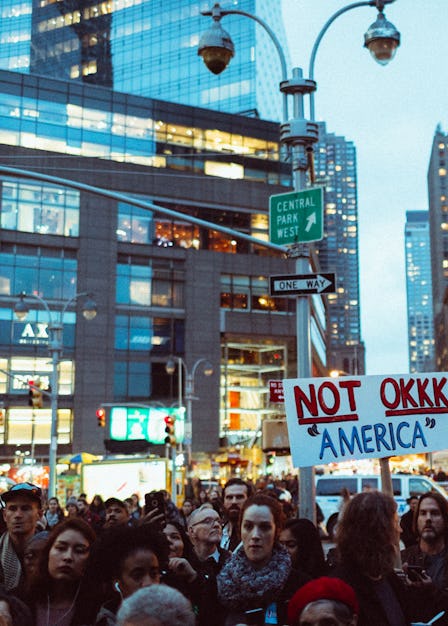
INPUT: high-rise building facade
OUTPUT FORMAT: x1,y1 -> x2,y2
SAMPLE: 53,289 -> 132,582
314,123 -> 365,375
428,125 -> 448,369
404,211 -> 434,372
2,0 -> 290,123
0,1 -> 365,374
0,69 -> 328,462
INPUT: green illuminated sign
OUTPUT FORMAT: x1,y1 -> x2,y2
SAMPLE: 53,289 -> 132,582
109,406 -> 185,444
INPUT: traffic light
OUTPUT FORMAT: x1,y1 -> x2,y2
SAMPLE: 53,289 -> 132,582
164,415 -> 176,445
266,452 -> 276,467
28,380 -> 43,409
96,407 -> 106,427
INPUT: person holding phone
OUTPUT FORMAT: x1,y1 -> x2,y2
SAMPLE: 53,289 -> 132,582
401,492 -> 448,625
217,493 -> 309,626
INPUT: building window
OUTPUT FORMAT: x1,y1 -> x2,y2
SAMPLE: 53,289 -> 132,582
0,178 -> 79,236
115,316 -> 184,355
116,259 -> 184,309
117,203 -> 153,244
0,249 -> 77,301
114,361 -> 151,399
7,408 -> 71,445
220,274 -> 292,313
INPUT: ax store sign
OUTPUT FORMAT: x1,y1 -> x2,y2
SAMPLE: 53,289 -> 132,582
283,373 -> 448,468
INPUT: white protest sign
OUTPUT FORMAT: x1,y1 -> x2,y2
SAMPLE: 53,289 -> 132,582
283,372 -> 448,468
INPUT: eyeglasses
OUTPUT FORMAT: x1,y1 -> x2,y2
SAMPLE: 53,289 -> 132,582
191,516 -> 222,528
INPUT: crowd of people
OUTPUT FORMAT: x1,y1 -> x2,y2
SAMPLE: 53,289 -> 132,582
0,477 -> 446,625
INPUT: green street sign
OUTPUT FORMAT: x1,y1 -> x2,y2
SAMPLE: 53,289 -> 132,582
269,187 -> 324,245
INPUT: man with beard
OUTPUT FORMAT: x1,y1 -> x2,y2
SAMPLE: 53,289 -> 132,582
401,491 -> 448,588
401,491 -> 448,625
220,478 -> 251,552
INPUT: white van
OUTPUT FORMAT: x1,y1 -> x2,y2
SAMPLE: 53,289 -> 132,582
316,473 -> 448,539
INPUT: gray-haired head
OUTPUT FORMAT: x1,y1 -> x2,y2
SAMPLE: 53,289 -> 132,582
116,584 -> 195,626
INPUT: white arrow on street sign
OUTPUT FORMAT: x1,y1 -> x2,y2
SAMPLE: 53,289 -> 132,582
269,273 -> 336,296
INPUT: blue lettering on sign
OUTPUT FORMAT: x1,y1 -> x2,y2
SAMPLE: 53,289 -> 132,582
319,420 -> 428,460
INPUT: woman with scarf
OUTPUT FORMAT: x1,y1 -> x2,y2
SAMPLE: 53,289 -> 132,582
217,493 -> 310,626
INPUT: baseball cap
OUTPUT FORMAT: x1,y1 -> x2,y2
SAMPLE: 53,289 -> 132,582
1,482 -> 42,507
105,497 -> 127,510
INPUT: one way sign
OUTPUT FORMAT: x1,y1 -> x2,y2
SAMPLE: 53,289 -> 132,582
269,273 -> 336,296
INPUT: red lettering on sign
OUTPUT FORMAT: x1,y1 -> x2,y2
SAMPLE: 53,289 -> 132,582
380,378 -> 400,409
318,382 -> 340,415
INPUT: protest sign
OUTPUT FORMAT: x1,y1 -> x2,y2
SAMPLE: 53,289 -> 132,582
283,373 -> 448,468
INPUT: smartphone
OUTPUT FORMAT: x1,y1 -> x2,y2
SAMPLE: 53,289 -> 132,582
144,491 -> 165,517
407,565 -> 424,581
244,608 -> 264,625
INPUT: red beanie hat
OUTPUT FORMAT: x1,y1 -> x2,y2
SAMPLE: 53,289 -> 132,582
287,577 -> 359,626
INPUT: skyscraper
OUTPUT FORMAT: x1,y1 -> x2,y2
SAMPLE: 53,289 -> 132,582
314,123 -> 365,375
404,211 -> 434,372
428,125 -> 448,369
2,0 -> 290,124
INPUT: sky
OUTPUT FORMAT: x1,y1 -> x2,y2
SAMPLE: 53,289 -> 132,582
281,0 -> 448,375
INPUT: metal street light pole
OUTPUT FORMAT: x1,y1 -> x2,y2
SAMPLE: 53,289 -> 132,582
166,357 -> 213,468
13,292 -> 97,497
199,1 -> 400,522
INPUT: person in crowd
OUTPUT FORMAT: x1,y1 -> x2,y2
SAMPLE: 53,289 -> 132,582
184,504 -> 230,626
45,496 -> 65,529
115,584 -> 196,626
0,585 -> 34,626
331,490 -> 413,626
188,504 -> 229,571
163,521 -> 193,560
401,491 -> 448,624
208,486 -> 224,517
197,489 -> 209,506
0,482 -> 43,591
22,530 -> 50,586
93,524 -> 169,625
77,497 -> 102,531
25,517 -> 98,626
217,493 -> 309,626
287,576 -> 359,626
103,498 -> 130,529
401,492 -> 448,584
220,478 -> 251,552
279,518 -> 327,578
127,495 -> 142,522
66,497 -> 80,519
400,495 -> 420,549
179,499 -> 195,529
90,495 -> 106,526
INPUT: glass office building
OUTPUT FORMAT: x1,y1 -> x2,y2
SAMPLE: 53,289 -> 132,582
0,70 -> 327,460
404,211 -> 434,373
1,0 -> 289,124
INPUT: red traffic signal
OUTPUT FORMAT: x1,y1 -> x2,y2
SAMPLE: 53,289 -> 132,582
96,407 -> 106,427
164,415 -> 176,445
28,380 -> 43,409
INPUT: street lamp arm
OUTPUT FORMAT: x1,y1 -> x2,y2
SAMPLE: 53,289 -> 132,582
59,291 -> 92,318
190,357 -> 212,379
16,291 -> 53,322
308,0 -> 397,121
202,4 -> 288,121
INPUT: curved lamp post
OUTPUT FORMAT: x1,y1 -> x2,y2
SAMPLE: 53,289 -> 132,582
166,356 -> 213,468
14,291 -> 97,497
199,1 -> 400,521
